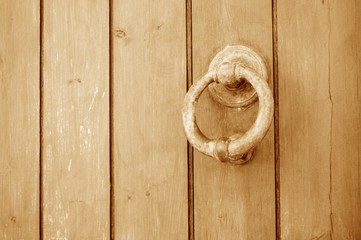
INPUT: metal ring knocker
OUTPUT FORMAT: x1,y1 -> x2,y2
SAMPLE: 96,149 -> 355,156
182,45 -> 274,164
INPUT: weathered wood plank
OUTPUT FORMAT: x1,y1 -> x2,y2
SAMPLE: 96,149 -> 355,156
42,1 -> 110,239
329,1 -> 361,237
278,0 -> 361,238
192,0 -> 275,239
0,1 -> 40,239
112,0 -> 188,239
278,2 -> 331,238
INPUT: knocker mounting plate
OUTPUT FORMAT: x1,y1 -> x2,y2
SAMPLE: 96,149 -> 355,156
208,45 -> 268,108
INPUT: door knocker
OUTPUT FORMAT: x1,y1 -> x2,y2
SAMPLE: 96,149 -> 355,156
182,45 -> 274,164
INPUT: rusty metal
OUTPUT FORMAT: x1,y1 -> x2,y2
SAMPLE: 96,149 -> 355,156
182,45 -> 274,164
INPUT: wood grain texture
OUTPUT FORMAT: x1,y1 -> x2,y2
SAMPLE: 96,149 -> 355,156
112,0 -> 188,239
0,1 -> 40,239
42,1 -> 109,239
329,1 -> 361,237
278,0 -> 361,238
192,0 -> 275,239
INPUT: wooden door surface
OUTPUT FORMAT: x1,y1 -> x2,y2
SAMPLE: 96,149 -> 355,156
0,0 -> 360,239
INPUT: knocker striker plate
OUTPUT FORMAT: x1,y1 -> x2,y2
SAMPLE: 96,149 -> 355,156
208,45 -> 268,108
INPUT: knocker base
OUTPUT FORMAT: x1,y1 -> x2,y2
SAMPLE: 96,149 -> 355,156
208,45 -> 269,108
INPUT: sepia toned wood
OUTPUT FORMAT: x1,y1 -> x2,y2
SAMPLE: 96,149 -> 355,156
278,2 -> 332,238
328,1 -> 361,237
278,0 -> 361,238
192,0 -> 275,239
42,1 -> 109,239
1,1 -> 360,239
0,1 -> 40,239
112,0 -> 188,239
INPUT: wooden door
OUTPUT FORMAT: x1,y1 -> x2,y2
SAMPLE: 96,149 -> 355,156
0,0 -> 360,239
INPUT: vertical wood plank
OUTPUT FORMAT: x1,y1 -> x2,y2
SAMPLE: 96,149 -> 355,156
42,1 -> 109,239
278,0 -> 361,238
329,1 -> 361,237
0,1 -> 40,239
278,2 -> 331,238
112,0 -> 188,239
192,1 -> 275,239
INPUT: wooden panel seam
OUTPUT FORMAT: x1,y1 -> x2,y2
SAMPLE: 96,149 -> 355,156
272,0 -> 281,239
40,0 -> 44,239
109,0 -> 115,239
186,0 -> 194,239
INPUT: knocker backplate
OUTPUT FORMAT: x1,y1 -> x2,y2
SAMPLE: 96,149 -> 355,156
208,45 -> 268,108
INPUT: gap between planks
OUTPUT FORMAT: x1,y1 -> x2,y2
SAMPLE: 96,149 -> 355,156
39,0 -> 44,239
109,0 -> 115,239
186,0 -> 194,239
272,0 -> 281,239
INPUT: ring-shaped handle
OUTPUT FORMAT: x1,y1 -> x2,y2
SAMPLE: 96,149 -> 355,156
182,65 -> 274,164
